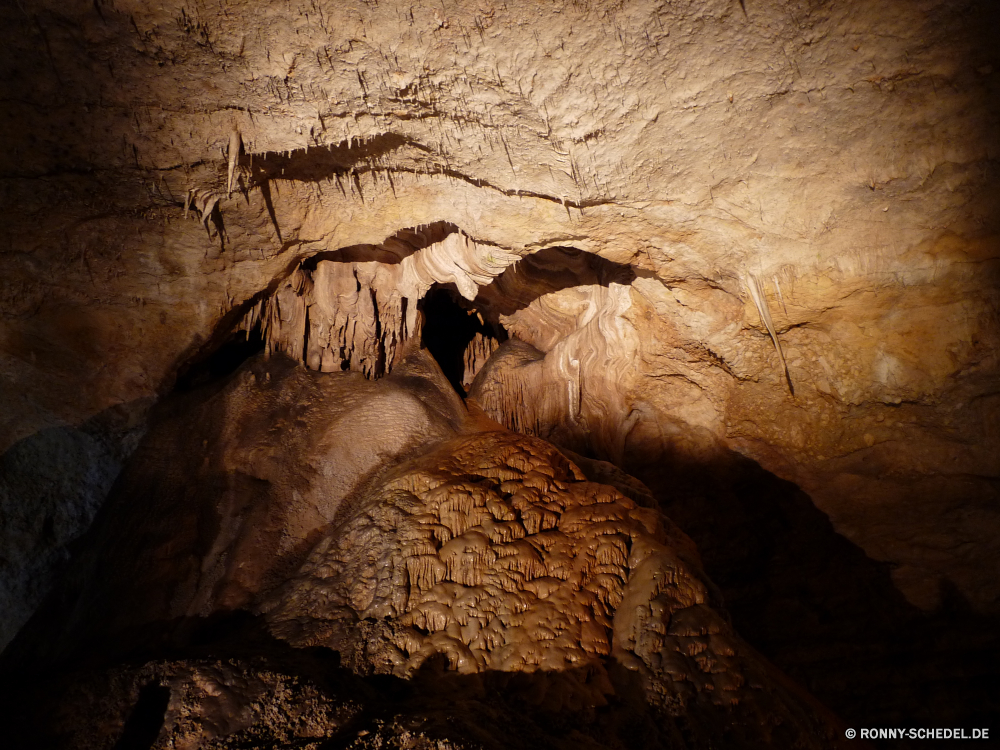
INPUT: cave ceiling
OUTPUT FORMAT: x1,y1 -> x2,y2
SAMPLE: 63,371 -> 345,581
0,0 -> 998,746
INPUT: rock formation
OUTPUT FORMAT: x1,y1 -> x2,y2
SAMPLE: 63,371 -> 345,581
243,228 -> 519,378
1,0 -> 998,746
1,351 -> 846,748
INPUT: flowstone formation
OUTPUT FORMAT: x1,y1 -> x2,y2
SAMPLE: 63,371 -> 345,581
1,351 -> 845,749
246,227 -> 518,378
263,429 -> 723,690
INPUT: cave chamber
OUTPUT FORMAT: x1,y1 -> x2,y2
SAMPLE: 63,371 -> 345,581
1,1 -> 999,748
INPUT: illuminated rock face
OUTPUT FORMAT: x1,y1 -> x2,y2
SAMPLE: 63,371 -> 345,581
263,429 -> 726,693
246,228 -> 521,378
0,352 -> 843,748
0,0 -> 998,743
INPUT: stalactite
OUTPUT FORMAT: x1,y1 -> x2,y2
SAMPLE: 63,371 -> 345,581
746,272 -> 793,396
227,129 -> 241,195
245,232 -> 524,379
250,261 -> 413,379
462,332 -> 500,389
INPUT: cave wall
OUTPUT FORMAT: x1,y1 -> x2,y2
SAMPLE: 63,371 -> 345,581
1,0 -> 998,676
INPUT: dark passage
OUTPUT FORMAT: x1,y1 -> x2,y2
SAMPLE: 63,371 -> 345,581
174,325 -> 265,392
619,442 -> 1000,735
420,286 -> 503,395
112,681 -> 171,750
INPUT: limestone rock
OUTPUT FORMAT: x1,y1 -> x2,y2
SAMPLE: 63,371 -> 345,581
0,352 -> 845,748
1,0 -> 998,740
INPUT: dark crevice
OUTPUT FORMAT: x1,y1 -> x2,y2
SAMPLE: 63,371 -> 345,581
111,681 -> 170,750
300,221 -> 458,269
242,135 -> 621,211
420,285 -> 505,396
173,324 -> 264,392
474,245 -> 639,321
244,133 -> 426,184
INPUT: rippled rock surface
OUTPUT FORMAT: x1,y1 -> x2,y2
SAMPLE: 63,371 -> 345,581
0,351 -> 844,749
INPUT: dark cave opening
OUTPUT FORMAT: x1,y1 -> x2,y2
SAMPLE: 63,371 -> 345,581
111,681 -> 170,750
174,325 -> 265,392
419,286 -> 505,395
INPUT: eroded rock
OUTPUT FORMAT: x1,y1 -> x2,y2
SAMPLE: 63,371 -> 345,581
0,351 -> 845,749
1,0 -> 998,740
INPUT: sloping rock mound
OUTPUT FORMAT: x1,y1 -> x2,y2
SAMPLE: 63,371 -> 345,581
0,350 -> 846,749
